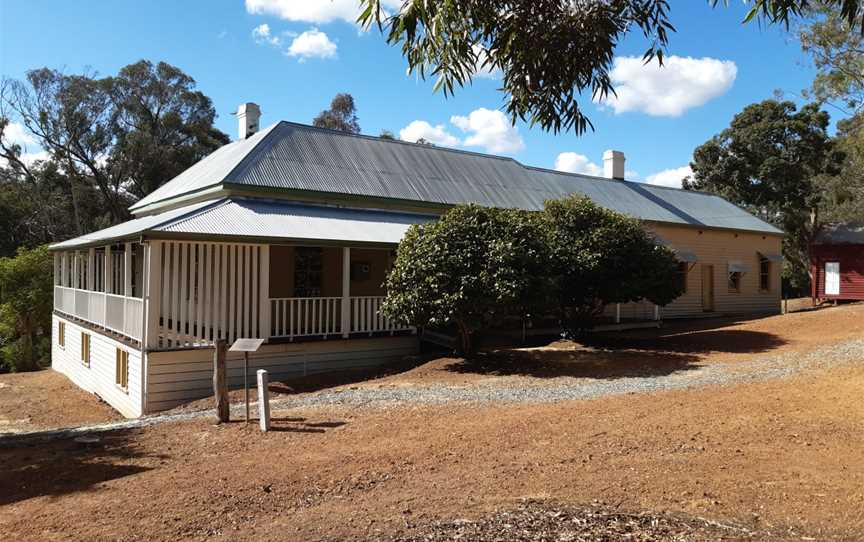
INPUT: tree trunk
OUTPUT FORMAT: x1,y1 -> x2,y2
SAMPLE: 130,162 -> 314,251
455,321 -> 474,357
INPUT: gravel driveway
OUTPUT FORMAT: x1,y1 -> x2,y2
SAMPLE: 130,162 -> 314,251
3,338 -> 862,445
283,338 -> 864,408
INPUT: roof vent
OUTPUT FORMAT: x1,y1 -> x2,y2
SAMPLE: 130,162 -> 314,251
236,103 -> 261,140
603,150 -> 625,180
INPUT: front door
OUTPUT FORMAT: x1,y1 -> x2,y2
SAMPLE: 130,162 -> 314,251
701,264 -> 715,312
825,261 -> 840,296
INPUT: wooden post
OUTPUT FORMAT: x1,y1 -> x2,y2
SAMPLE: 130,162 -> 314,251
244,351 -> 250,424
213,339 -> 229,423
104,245 -> 112,293
257,369 -> 271,432
615,303 -> 621,324
87,248 -> 96,291
341,247 -> 351,338
124,242 -> 133,297
60,252 -> 67,287
259,245 -> 270,341
146,242 -> 163,349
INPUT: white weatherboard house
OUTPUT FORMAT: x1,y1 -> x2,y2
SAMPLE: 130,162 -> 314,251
50,103 -> 783,417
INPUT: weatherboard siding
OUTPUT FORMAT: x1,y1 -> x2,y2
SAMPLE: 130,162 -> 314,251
811,244 -> 864,301
51,315 -> 143,418
606,225 -> 782,319
144,336 -> 418,413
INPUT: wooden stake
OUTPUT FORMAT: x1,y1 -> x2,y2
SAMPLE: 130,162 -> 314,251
213,339 -> 229,423
257,369 -> 271,432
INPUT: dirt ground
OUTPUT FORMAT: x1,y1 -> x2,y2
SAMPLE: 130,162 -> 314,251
1,304 -> 863,541
0,370 -> 122,434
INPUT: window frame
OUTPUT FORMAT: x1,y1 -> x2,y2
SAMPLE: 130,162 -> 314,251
58,321 -> 65,348
759,257 -> 771,292
115,348 -> 129,391
728,271 -> 742,293
676,262 -> 689,294
81,332 -> 90,367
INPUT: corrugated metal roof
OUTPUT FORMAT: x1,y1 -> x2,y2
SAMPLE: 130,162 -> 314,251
129,124 -> 279,212
128,121 -> 781,235
50,200 -> 217,249
814,223 -> 864,245
51,198 -> 433,249
154,198 -> 432,244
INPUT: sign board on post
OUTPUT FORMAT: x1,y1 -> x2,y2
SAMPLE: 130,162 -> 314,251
230,338 -> 265,424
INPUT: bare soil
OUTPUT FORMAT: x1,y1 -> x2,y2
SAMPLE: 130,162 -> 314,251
1,304 -> 863,541
0,370 -> 122,434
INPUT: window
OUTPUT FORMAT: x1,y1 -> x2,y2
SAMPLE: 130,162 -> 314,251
728,271 -> 742,293
58,321 -> 65,347
759,257 -> 770,292
677,262 -> 689,293
81,333 -> 90,367
293,247 -> 323,297
115,348 -> 129,390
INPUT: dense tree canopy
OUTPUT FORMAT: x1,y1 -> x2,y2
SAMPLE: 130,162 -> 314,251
799,2 -> 864,114
313,93 -> 361,134
0,245 -> 53,372
382,205 -> 547,354
0,60 -> 228,253
382,197 -> 682,353
544,195 -> 682,335
359,0 -> 862,134
685,100 -> 844,292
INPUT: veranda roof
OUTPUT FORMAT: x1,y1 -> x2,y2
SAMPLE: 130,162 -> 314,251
50,198 -> 434,250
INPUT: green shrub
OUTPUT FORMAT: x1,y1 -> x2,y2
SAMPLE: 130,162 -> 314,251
544,195 -> 683,336
382,196 -> 684,353
0,245 -> 53,372
382,205 -> 547,354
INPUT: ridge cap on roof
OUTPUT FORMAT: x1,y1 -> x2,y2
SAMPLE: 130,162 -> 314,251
277,120 -> 522,163
523,164 -> 722,197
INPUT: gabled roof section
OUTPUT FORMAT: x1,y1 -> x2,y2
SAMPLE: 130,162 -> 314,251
129,120 -> 782,235
814,223 -> 864,245
129,123 -> 279,213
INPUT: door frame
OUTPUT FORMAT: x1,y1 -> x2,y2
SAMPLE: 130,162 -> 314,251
701,264 -> 715,312
824,261 -> 840,296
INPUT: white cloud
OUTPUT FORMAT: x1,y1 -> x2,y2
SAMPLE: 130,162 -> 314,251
472,45 -> 501,79
245,0 -> 402,24
399,120 -> 460,147
252,23 -> 282,47
253,24 -> 336,62
601,55 -> 737,117
450,108 -> 523,154
554,152 -> 603,177
0,122 -> 49,168
287,28 -> 337,60
645,165 -> 692,188
3,122 -> 37,147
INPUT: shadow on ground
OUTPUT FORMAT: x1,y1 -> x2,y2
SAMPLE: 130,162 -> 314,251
0,428 -> 159,506
447,320 -> 787,380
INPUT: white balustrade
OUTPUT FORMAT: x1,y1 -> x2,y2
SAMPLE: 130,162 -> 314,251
54,285 -> 143,341
269,295 -> 413,339
270,297 -> 342,339
350,296 -> 411,334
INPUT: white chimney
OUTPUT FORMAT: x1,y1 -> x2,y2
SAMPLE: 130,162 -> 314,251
603,149 -> 626,180
236,102 -> 261,140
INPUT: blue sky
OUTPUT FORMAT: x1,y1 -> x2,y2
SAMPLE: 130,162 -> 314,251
0,1 -> 821,187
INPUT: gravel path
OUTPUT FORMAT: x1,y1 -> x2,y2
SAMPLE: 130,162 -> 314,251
3,338 -> 863,446
281,338 -> 864,408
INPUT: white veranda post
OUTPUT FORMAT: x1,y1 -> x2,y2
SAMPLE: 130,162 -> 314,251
341,247 -> 350,338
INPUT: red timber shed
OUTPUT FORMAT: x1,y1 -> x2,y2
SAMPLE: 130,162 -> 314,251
811,223 -> 864,302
